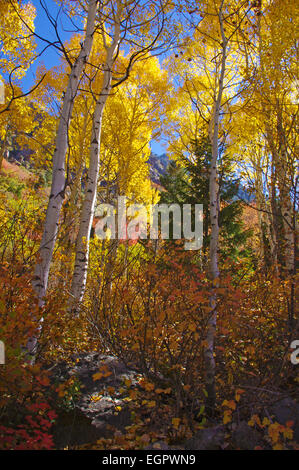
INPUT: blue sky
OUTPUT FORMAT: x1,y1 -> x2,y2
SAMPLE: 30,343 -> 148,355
21,0 -> 166,155
21,0 -> 78,91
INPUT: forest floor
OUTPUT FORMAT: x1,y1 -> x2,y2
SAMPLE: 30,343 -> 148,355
47,352 -> 299,450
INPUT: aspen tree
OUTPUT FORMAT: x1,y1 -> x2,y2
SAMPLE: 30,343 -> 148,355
204,0 -> 227,413
32,0 -> 98,306
68,0 -> 167,314
27,0 -> 98,358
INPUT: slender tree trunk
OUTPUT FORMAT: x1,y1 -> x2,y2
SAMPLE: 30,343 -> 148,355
257,1 -> 280,272
254,159 -> 266,267
254,156 -> 279,271
204,1 -> 227,414
69,7 -> 122,314
62,107 -> 90,256
276,108 -> 295,274
269,157 -> 279,269
27,0 -> 98,358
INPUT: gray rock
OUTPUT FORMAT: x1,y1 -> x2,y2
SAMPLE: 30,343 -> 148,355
269,397 -> 299,442
184,426 -> 225,450
145,441 -> 170,450
51,353 -> 138,448
232,421 -> 264,450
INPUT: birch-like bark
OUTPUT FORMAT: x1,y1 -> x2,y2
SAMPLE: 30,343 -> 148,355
33,0 -> 98,302
276,108 -> 295,274
69,4 -> 123,314
265,120 -> 294,274
254,153 -> 278,270
204,0 -> 227,413
268,157 -> 279,269
63,107 -> 90,253
257,2 -> 280,272
27,0 -> 98,357
255,164 -> 266,266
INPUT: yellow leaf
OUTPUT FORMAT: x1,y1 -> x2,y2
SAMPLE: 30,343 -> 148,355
222,399 -> 236,410
248,414 -> 262,428
147,400 -> 156,408
223,410 -> 232,424
283,428 -> 293,440
172,417 -> 181,429
92,366 -> 112,381
268,423 -> 280,443
144,382 -> 155,392
92,372 -> 104,381
91,394 -> 102,402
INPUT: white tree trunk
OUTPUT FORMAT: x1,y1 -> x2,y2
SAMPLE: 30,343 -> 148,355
27,0 -> 98,357
277,165 -> 295,273
266,118 -> 295,274
276,111 -> 295,274
69,8 -> 122,314
204,1 -> 227,413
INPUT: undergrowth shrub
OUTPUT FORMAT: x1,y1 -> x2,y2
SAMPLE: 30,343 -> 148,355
88,243 -> 210,413
0,190 -> 93,449
85,242 -> 297,447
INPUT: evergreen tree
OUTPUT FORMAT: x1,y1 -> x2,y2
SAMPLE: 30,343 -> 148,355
160,136 -> 252,262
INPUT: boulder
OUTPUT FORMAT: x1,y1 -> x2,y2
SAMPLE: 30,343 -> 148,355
184,426 -> 225,450
232,421 -> 264,450
51,353 -> 138,448
269,397 -> 299,442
